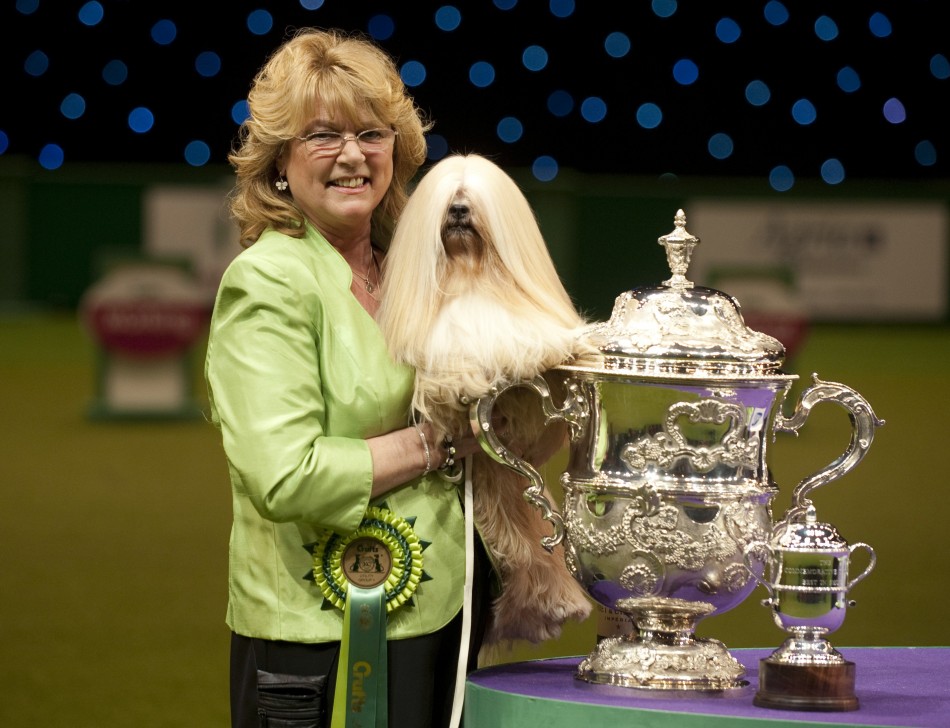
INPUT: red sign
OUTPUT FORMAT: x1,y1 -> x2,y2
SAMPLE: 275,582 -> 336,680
84,299 -> 209,356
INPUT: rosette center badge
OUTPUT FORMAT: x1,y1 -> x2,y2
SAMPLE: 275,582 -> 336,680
343,537 -> 393,589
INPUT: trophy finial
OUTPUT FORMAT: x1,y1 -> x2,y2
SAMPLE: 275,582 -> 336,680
658,208 -> 700,289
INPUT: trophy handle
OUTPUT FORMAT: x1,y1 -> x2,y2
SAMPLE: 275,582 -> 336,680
846,542 -> 876,591
774,373 -> 885,522
743,541 -> 776,600
469,374 -> 589,551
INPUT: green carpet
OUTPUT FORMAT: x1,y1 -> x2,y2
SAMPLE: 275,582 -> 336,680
1,315 -> 948,726
1,315 -> 230,727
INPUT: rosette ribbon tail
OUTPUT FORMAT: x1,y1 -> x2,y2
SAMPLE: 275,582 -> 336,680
309,507 -> 424,728
330,583 -> 388,728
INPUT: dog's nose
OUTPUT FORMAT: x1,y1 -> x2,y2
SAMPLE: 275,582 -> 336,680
449,203 -> 470,224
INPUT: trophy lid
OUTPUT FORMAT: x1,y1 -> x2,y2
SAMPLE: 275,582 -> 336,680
774,505 -> 848,551
581,209 -> 787,378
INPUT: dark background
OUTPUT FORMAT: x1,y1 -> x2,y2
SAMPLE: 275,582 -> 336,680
2,0 -> 948,182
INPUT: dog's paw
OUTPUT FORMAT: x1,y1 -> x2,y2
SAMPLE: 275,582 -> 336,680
486,579 -> 592,645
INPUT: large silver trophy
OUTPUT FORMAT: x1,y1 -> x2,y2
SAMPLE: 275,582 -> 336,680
472,210 -> 883,691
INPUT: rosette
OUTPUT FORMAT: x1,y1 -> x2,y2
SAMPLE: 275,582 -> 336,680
306,506 -> 426,614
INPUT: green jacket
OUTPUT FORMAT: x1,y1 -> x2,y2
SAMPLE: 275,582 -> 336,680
205,224 -> 464,643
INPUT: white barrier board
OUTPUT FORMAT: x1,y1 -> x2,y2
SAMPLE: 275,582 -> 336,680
685,200 -> 947,321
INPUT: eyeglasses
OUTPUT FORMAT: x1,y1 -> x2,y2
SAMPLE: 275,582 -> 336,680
296,128 -> 397,156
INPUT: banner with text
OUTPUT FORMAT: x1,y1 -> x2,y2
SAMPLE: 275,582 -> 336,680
685,200 -> 947,321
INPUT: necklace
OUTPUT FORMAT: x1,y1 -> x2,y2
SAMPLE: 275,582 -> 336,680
351,246 -> 380,297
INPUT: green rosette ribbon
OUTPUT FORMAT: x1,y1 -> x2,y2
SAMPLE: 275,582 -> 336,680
308,506 -> 424,613
305,507 -> 426,728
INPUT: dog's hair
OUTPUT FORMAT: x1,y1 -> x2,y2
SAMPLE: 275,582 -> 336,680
378,154 -> 594,645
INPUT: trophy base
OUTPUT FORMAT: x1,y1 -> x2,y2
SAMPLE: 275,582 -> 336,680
577,633 -> 747,690
578,596 -> 747,690
754,658 -> 858,711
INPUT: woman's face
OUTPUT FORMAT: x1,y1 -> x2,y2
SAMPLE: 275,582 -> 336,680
280,106 -> 394,242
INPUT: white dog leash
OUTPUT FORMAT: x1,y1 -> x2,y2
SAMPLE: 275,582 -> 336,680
448,454 -> 474,728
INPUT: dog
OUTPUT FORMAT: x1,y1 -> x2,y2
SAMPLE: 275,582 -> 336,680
377,154 -> 595,645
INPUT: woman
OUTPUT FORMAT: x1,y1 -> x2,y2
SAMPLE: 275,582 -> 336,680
205,28 -> 484,728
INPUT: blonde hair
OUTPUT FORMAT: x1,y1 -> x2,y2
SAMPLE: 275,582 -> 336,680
378,154 -> 592,430
228,28 -> 430,247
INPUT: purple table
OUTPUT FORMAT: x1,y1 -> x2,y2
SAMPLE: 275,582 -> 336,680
465,647 -> 950,727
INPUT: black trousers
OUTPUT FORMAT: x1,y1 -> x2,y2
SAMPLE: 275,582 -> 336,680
231,542 -> 491,728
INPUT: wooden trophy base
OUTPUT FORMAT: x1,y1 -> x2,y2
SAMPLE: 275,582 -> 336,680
754,658 -> 859,712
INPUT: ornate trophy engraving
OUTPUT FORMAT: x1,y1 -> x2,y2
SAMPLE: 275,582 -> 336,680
471,210 -> 883,692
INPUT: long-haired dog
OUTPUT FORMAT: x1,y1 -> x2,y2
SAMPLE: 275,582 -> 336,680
377,154 -> 593,645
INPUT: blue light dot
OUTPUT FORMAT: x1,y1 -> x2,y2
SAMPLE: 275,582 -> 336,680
791,99 -> 817,125
769,165 -> 795,192
814,15 -> 838,41
246,10 -> 273,36
708,133 -> 734,160
184,141 -> 211,167
532,155 -> 559,182
497,116 -> 524,143
547,89 -> 574,117
300,0 -> 325,9
195,51 -> 222,78
231,100 -> 250,125
39,143 -> 65,170
16,0 -> 40,14
549,0 -> 574,19
400,60 -> 427,87
672,59 -> 699,85
716,18 -> 741,44
60,93 -> 86,120
78,1 -> 104,26
151,19 -> 177,45
522,45 -> 548,71
745,80 -> 771,106
493,0 -> 517,9
426,133 -> 449,160
883,97 -> 906,124
636,103 -> 663,129
102,59 -> 128,85
580,97 -> 607,123
820,158 -> 845,184
0,130 -> 9,155
651,0 -> 677,19
931,54 -> 950,80
128,107 -> 155,134
150,20 -> 178,45
24,50 -> 49,76
435,6 -> 462,31
469,61 -> 496,88
836,66 -> 861,93
763,1 -> 789,26
604,32 -> 631,58
368,14 -> 395,40
915,140 -> 937,167
868,12 -> 892,38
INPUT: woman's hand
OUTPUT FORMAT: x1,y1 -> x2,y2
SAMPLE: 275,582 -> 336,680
433,421 -> 483,465
366,421 -> 481,498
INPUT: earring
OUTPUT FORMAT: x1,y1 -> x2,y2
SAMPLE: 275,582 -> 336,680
275,177 -> 288,191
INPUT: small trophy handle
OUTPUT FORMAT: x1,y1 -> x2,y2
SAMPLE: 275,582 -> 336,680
743,541 -> 776,600
774,373 -> 885,522
469,374 -> 589,551
846,542 -> 876,591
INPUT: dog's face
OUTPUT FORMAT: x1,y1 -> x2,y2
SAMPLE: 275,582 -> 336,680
440,190 -> 484,262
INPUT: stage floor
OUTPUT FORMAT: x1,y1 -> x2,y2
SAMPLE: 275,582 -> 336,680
466,647 -> 950,727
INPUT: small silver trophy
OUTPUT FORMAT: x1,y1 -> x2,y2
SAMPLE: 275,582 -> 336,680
745,502 -> 876,710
